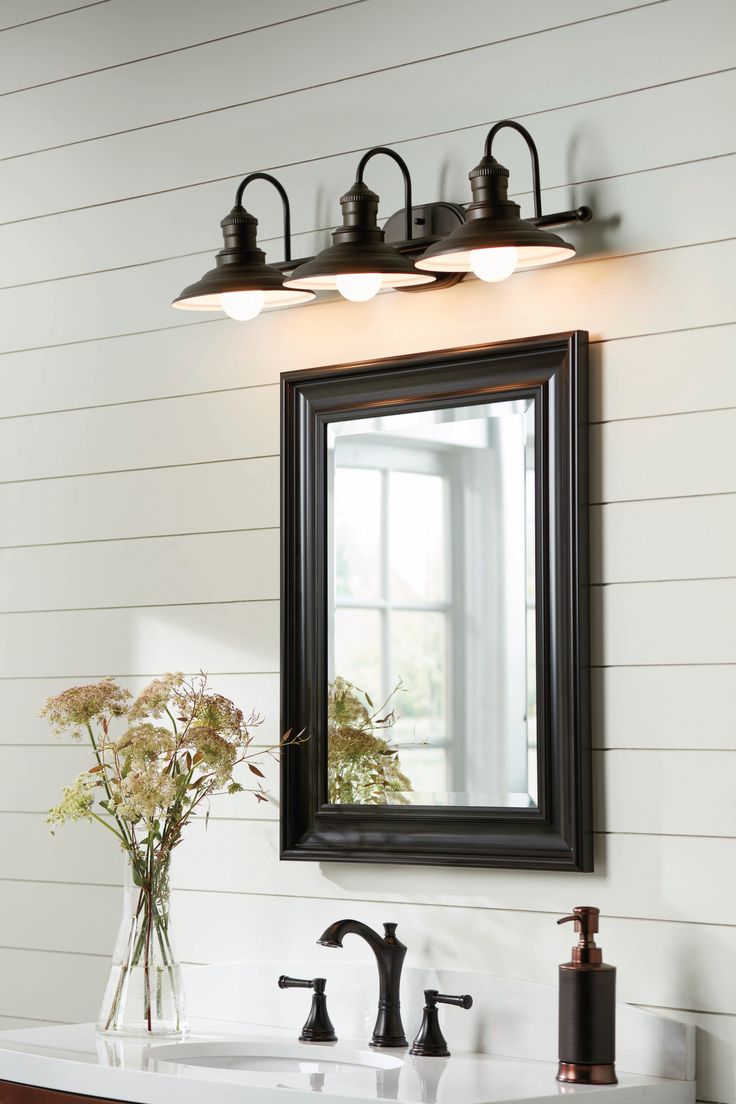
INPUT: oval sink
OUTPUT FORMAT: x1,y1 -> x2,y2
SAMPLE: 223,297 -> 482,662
150,1040 -> 403,1076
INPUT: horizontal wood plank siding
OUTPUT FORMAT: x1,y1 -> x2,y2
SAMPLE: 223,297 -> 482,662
0,2 -> 731,1101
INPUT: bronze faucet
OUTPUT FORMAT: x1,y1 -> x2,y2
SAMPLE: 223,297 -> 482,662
317,919 -> 408,1048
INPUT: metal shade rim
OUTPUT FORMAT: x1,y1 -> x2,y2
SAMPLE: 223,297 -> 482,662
416,243 -> 575,273
283,239 -> 434,289
172,286 -> 314,312
172,258 -> 304,303
284,271 -> 435,291
415,216 -> 575,271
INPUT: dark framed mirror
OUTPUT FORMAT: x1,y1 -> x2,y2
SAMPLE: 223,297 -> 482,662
281,332 -> 591,870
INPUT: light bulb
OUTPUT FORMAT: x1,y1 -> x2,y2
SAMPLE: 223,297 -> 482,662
335,272 -> 382,302
469,247 -> 518,283
221,290 -> 265,321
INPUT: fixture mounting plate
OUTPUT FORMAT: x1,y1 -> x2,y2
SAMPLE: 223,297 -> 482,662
384,201 -> 466,291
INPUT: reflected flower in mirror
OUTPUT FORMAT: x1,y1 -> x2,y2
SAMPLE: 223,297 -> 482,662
327,676 -> 412,804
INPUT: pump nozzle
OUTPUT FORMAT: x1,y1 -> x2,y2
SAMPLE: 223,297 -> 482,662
558,906 -> 602,964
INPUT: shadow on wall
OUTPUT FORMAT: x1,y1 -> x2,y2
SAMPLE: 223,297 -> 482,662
132,604 -> 279,680
654,934 -> 730,1103
565,129 -> 620,259
316,830 -> 610,909
693,1020 -> 735,1104
313,185 -> 336,247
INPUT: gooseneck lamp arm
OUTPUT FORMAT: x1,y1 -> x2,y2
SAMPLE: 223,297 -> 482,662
484,120 -> 542,219
484,119 -> 592,228
235,171 -> 293,263
356,146 -> 414,242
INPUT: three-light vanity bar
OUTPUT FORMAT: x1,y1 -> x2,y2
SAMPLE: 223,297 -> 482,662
172,119 -> 593,322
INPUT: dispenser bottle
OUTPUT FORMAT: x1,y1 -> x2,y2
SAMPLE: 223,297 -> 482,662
556,906 -> 617,1085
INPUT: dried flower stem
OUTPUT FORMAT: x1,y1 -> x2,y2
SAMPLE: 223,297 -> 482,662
43,672 -> 300,1036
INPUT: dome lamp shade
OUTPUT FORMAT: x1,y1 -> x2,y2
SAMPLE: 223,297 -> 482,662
416,120 -> 591,282
172,172 -> 314,320
284,147 -> 435,300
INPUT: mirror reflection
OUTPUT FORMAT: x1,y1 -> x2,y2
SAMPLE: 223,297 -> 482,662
327,397 -> 537,809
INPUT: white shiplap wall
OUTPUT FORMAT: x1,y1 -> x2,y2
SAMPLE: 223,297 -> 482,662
0,0 -> 733,1098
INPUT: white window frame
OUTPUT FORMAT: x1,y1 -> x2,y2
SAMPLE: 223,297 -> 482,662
329,435 -> 464,789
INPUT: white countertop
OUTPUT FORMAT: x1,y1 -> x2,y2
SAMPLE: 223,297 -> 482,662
0,1020 -> 694,1104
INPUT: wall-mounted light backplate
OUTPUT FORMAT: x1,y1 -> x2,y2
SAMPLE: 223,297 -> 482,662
384,201 -> 466,291
384,201 -> 465,244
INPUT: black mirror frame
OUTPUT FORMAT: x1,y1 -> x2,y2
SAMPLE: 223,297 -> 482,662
280,331 -> 591,871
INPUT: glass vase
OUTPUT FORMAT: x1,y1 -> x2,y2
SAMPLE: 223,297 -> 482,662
97,854 -> 188,1038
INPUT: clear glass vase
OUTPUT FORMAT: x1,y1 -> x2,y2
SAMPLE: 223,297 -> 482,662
97,855 -> 188,1038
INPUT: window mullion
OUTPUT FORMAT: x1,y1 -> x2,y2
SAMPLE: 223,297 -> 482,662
381,468 -> 391,702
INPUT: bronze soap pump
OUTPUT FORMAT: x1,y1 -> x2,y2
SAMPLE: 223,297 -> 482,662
557,906 -> 617,1085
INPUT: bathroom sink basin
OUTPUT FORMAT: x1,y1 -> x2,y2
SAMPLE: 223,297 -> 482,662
150,1040 -> 403,1076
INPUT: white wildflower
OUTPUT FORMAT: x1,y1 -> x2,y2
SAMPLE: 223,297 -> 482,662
47,773 -> 97,833
117,765 -> 176,822
114,723 -> 175,768
40,679 -> 131,740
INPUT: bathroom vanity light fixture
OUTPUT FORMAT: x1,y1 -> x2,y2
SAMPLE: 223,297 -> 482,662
415,120 -> 592,282
172,172 -> 314,320
283,146 -> 435,301
172,120 -> 592,320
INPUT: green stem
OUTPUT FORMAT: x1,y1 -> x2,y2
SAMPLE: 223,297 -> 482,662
89,811 -> 126,844
103,883 -> 146,1032
85,722 -> 136,855
144,838 -> 153,1031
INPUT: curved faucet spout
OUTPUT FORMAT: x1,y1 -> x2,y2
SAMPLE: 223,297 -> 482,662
316,919 -> 408,1048
318,919 -> 390,954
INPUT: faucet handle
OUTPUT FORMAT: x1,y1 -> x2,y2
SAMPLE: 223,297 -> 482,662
410,989 -> 473,1058
279,975 -> 322,990
278,975 -> 337,1042
434,991 -> 473,1010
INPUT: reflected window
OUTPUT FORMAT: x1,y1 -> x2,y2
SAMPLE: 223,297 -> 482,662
332,455 -> 452,794
328,400 -> 537,808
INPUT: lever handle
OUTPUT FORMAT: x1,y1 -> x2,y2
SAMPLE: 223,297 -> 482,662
278,975 -> 326,994
433,991 -> 473,1010
278,975 -> 335,1042
410,989 -> 473,1057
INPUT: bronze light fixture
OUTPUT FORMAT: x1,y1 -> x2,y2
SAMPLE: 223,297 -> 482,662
283,147 -> 435,301
173,121 -> 592,319
172,172 -> 314,321
415,119 -> 592,282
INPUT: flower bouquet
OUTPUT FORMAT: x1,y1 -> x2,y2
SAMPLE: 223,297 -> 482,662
43,673 -> 290,1038
327,677 -> 411,804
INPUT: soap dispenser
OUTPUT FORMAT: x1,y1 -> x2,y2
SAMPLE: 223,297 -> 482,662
556,906 -> 617,1085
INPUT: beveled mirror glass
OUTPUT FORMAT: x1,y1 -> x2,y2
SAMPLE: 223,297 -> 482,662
327,399 -> 537,808
281,333 -> 591,870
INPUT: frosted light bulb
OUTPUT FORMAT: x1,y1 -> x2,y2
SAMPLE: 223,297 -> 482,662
335,272 -> 382,302
469,247 -> 518,283
221,290 -> 265,321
